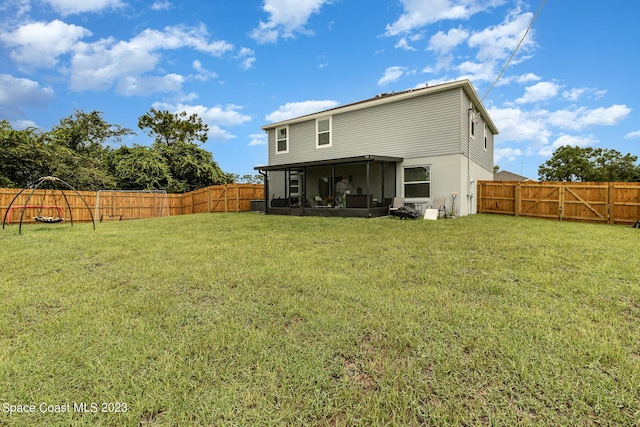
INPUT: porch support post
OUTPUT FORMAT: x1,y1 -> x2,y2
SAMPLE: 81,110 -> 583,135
366,161 -> 371,209
286,169 -> 291,211
331,164 -> 336,207
302,167 -> 307,215
381,162 -> 386,204
263,170 -> 269,214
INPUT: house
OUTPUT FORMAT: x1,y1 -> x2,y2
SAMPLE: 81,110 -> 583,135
493,170 -> 535,181
255,79 -> 499,218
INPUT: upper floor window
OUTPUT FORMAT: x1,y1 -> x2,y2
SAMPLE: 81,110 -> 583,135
483,123 -> 488,150
276,126 -> 288,154
469,104 -> 476,140
470,117 -> 476,139
316,117 -> 332,148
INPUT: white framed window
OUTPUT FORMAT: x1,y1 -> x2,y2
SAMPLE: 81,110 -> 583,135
403,166 -> 431,198
316,117 -> 332,148
483,123 -> 488,150
469,103 -> 476,140
275,126 -> 288,154
470,118 -> 476,139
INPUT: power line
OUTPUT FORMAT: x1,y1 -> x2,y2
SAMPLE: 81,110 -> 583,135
481,0 -> 548,103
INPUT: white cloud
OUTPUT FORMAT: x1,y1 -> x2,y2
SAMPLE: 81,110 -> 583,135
126,25 -> 233,57
150,0 -> 172,11
0,20 -> 91,68
516,81 -> 560,104
192,60 -> 218,81
490,103 -> 632,161
248,133 -> 268,146
2,22 -> 234,94
3,0 -> 32,17
547,105 -> 631,131
489,106 -> 551,147
236,47 -> 256,70
386,0 -> 482,36
378,66 -> 406,86
116,74 -> 184,96
395,37 -> 417,51
538,134 -> 598,157
251,0 -> 331,44
468,10 -> 534,62
43,0 -> 125,15
151,102 -> 253,141
625,130 -> 640,139
265,100 -> 340,123
428,27 -> 469,54
494,147 -> 522,163
69,25 -> 233,92
12,119 -> 40,130
455,60 -> 496,83
562,88 -> 586,102
0,74 -> 54,116
517,73 -> 541,83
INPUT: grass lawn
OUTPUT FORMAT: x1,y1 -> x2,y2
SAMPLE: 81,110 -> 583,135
1,213 -> 639,426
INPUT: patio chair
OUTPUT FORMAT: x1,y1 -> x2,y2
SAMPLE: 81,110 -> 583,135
432,196 -> 447,218
388,197 -> 405,215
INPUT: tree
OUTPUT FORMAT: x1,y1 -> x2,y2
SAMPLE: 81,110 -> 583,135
539,145 -> 640,182
109,145 -> 171,190
137,109 -> 227,192
157,142 -> 227,193
0,120 -> 50,187
138,108 -> 208,146
45,110 -> 135,190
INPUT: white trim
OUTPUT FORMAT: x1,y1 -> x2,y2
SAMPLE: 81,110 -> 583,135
275,126 -> 289,154
316,116 -> 332,148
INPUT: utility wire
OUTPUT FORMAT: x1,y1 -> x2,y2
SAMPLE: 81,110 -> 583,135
481,0 -> 548,102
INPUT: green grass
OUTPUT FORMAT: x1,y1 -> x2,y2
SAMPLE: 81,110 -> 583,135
1,213 -> 639,426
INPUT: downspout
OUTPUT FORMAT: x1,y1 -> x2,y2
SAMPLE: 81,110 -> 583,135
467,106 -> 473,216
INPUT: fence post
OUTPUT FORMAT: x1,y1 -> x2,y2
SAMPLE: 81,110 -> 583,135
559,184 -> 564,221
224,184 -> 228,213
515,182 -> 520,216
608,182 -> 614,225
236,185 -> 240,213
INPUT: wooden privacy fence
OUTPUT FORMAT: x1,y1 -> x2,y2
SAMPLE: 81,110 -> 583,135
478,181 -> 640,225
178,184 -> 264,215
1,184 -> 264,224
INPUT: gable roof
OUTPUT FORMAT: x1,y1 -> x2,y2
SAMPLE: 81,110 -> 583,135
261,79 -> 499,135
493,170 -> 535,181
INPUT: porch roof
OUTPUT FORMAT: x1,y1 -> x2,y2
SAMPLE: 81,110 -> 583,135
254,155 -> 403,172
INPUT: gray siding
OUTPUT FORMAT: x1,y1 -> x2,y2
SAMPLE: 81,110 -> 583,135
460,91 -> 494,172
268,88 -> 466,166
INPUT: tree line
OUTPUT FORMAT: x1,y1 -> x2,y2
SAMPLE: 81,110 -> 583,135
538,145 -> 640,182
0,109 -> 262,193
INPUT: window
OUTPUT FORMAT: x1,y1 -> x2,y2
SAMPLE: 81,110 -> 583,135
276,126 -> 288,154
403,166 -> 430,198
469,104 -> 476,139
316,117 -> 332,148
483,123 -> 488,150
289,179 -> 299,195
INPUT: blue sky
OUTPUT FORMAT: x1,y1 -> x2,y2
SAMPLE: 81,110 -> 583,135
1,0 -> 638,180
